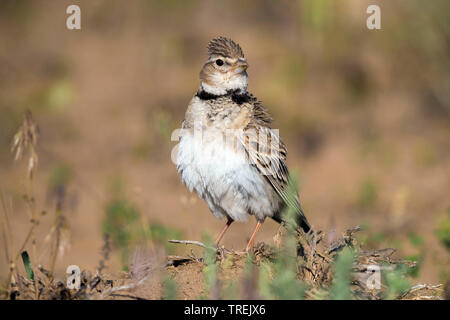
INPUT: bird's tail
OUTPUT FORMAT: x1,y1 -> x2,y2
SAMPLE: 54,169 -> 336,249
296,208 -> 311,234
272,174 -> 312,234
272,205 -> 312,234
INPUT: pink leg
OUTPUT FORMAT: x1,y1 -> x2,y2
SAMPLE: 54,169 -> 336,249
215,218 -> 233,247
245,221 -> 263,252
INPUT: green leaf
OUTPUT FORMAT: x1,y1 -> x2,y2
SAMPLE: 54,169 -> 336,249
201,233 -> 218,297
330,247 -> 355,300
383,264 -> 411,299
161,275 -> 177,300
21,251 -> 34,281
403,254 -> 422,278
407,232 -> 425,247
435,209 -> 450,251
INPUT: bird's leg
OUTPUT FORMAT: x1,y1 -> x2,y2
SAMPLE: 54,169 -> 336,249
215,217 -> 233,247
245,221 -> 263,252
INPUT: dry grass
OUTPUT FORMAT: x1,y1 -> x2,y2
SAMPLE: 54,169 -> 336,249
4,224 -> 443,300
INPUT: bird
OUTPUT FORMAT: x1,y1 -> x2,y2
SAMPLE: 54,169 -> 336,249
176,37 -> 311,252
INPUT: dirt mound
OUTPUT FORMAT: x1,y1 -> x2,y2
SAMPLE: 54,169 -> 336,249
5,226 -> 444,300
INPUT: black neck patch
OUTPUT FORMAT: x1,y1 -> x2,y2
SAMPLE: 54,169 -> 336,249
231,90 -> 251,105
196,89 -> 250,105
196,90 -> 221,101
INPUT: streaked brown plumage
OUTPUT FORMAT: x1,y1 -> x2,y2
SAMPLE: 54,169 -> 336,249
176,37 -> 311,251
207,37 -> 245,59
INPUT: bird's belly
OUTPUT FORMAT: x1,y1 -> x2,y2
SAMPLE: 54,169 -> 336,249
176,131 -> 279,222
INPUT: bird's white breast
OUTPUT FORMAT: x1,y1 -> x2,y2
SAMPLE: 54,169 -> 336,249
176,126 -> 278,222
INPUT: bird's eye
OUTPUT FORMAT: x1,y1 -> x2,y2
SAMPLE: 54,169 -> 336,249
215,59 -> 224,66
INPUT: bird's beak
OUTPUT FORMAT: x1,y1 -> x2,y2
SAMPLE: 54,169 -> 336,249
231,61 -> 248,74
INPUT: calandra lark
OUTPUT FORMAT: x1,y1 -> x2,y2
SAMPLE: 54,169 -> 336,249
177,37 -> 311,252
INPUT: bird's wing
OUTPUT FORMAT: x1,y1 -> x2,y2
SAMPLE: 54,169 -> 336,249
239,123 -> 303,214
236,96 -> 307,221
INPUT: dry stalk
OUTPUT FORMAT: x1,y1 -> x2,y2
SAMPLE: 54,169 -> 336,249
98,247 -> 164,299
168,239 -> 233,256
97,234 -> 111,274
49,186 -> 66,275
10,110 -> 40,299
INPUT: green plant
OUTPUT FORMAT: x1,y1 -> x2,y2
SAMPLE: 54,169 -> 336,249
404,232 -> 425,278
147,223 -> 183,254
201,233 -> 219,299
330,247 -> 355,300
161,275 -> 177,300
263,175 -> 307,300
435,209 -> 450,250
356,178 -> 378,210
382,264 -> 411,299
408,232 -> 425,247
103,198 -> 141,269
21,251 -> 34,281
403,254 -> 423,278
48,162 -> 73,192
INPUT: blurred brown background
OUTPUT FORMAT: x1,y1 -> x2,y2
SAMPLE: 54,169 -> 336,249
0,0 -> 449,285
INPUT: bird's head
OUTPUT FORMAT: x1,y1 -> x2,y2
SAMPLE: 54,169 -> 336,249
199,37 -> 248,95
